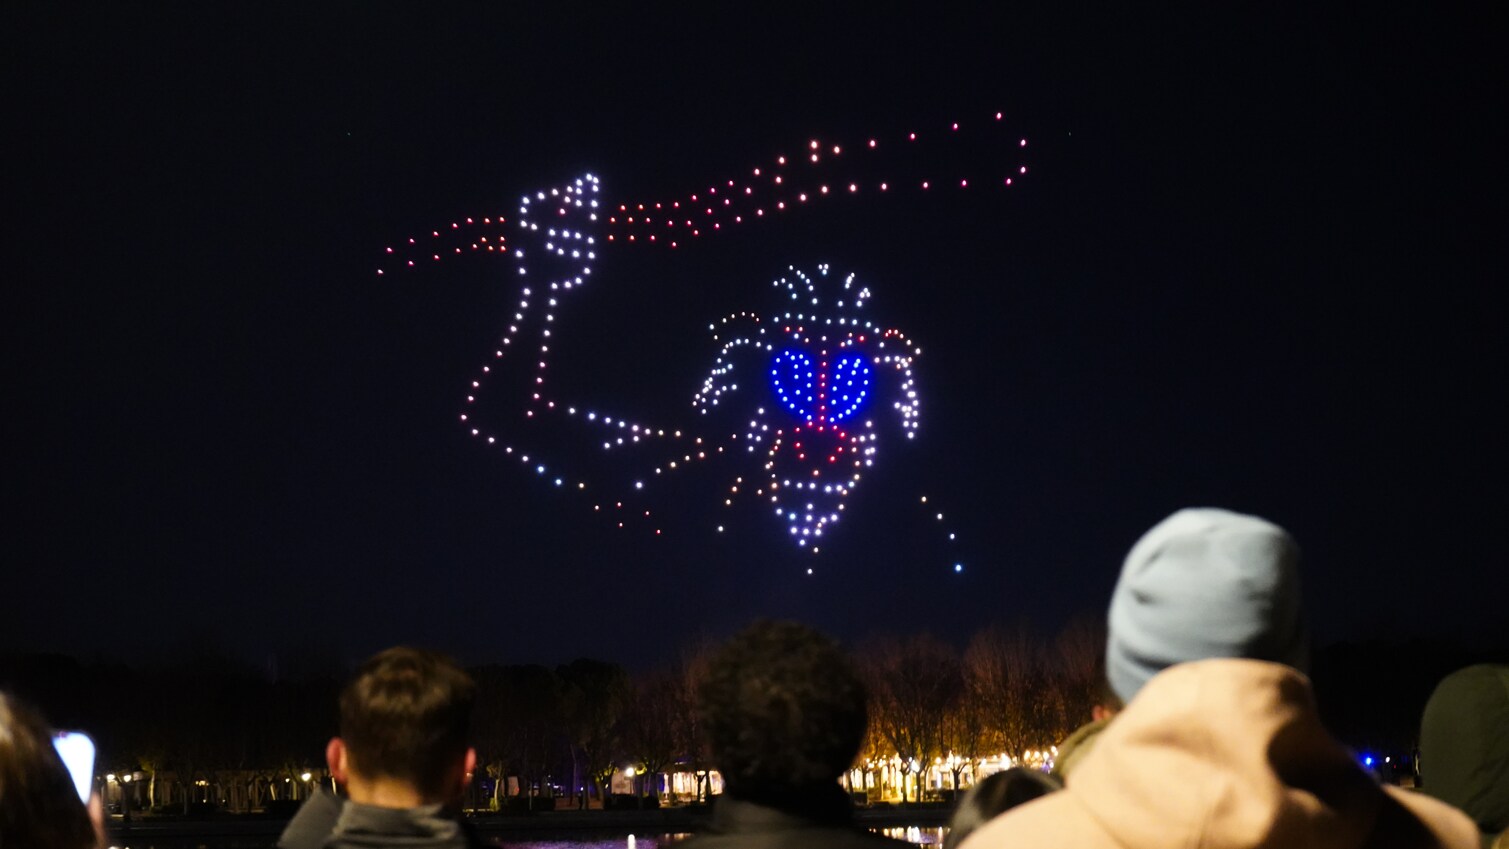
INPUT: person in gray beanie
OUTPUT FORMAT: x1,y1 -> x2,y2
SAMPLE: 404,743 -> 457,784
959,508 -> 1480,849
1105,507 -> 1308,703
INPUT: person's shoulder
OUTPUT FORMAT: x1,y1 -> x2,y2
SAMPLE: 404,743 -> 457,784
276,787 -> 344,849
955,789 -> 1105,849
680,824 -> 905,849
1379,785 -> 1484,849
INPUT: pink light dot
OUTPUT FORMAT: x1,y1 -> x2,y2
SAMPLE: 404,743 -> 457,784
1020,139 -> 1028,147
376,269 -> 384,275
909,132 -> 916,140
880,182 -> 888,190
809,140 -> 819,149
849,183 -> 857,192
868,139 -> 877,148
832,145 -> 840,154
810,153 -> 819,162
385,247 -> 393,253
996,112 -> 1003,119
960,179 -> 968,187
407,260 -> 415,266
408,238 -> 415,244
1020,166 -> 1028,174
1005,178 -> 1013,185
952,122 -> 959,130
777,156 -> 786,165
921,181 -> 929,189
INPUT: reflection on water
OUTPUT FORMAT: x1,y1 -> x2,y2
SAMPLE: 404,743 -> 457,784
107,825 -> 948,849
876,826 -> 948,845
497,834 -> 693,849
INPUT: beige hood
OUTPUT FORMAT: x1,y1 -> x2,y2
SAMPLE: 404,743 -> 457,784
961,660 -> 1478,849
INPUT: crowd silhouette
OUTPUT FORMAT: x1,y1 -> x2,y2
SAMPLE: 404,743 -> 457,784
3,509 -> 1506,848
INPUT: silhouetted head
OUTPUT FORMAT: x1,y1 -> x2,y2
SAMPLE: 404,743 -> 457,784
0,692 -> 96,849
330,647 -> 477,806
1420,663 -> 1509,836
698,620 -> 867,802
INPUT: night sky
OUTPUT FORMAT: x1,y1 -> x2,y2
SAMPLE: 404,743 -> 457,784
7,4 -> 1505,672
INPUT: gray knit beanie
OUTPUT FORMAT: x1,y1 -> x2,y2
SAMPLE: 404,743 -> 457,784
1106,508 -> 1307,703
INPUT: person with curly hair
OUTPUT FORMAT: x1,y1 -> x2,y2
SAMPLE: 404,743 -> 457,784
683,620 -> 905,849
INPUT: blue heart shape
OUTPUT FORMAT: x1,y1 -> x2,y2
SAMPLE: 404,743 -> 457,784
827,353 -> 873,423
769,349 -> 874,424
770,349 -> 817,421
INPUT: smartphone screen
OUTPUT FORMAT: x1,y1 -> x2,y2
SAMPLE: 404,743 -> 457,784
53,731 -> 96,803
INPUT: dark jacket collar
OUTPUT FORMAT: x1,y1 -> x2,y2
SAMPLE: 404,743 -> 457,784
710,783 -> 856,833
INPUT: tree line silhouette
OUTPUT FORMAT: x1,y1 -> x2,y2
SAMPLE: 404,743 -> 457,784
2,623 -> 1496,813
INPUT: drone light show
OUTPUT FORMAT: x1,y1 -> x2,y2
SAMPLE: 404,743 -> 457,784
378,112 -> 1029,572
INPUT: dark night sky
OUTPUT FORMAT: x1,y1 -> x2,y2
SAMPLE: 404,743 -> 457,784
5,4 -> 1506,671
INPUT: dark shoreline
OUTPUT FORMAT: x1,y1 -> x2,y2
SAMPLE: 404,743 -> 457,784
110,806 -> 953,840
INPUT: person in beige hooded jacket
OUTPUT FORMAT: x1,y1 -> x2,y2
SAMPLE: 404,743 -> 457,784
959,509 -> 1479,849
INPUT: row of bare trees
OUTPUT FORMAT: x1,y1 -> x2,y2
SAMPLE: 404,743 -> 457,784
857,619 -> 1103,800
0,620 -> 1102,810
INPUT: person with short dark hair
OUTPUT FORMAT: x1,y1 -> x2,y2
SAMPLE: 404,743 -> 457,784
682,620 -> 905,849
277,647 -> 485,849
0,691 -> 102,849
